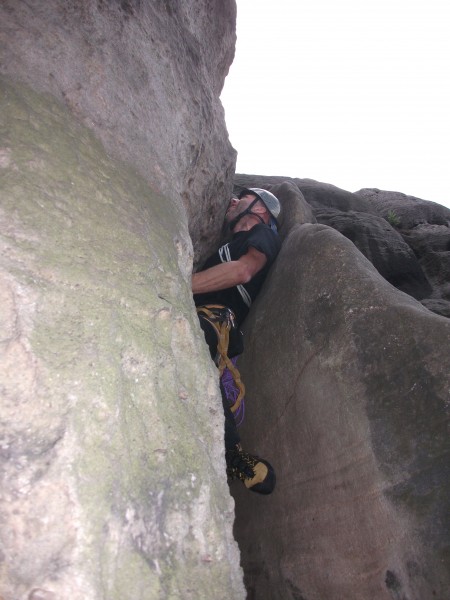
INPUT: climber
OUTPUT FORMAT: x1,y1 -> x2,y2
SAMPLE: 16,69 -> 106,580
193,187 -> 281,494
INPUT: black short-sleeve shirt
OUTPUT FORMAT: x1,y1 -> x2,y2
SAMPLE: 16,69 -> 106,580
193,224 -> 281,326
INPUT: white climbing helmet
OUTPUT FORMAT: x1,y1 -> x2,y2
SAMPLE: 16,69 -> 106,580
239,187 -> 281,220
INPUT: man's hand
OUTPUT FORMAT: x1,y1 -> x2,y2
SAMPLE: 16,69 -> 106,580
192,247 -> 267,294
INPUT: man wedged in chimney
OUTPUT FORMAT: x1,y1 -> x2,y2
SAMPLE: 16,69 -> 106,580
193,188 -> 281,494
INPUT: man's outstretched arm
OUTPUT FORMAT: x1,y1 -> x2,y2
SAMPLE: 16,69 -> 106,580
192,247 -> 267,294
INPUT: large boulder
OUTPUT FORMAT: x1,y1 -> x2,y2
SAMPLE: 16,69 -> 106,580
356,188 -> 450,229
312,209 -> 432,299
0,76 -> 245,600
235,174 -> 376,214
235,175 -> 450,315
233,219 -> 450,599
0,0 -> 237,262
0,2 -> 242,597
357,188 -> 450,314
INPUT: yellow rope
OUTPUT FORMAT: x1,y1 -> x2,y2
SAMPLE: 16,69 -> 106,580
196,305 -> 245,413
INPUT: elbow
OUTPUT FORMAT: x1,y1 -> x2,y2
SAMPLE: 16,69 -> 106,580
236,262 -> 253,285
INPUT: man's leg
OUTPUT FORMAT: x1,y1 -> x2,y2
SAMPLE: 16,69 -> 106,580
198,314 -> 276,494
220,380 -> 241,450
220,370 -> 276,495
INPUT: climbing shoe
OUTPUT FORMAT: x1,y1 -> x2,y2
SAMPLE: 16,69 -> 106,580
225,444 -> 276,495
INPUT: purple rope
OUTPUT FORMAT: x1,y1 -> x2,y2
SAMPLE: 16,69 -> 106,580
221,356 -> 245,427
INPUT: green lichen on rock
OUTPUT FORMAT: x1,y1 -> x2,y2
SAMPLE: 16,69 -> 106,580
0,76 -> 244,599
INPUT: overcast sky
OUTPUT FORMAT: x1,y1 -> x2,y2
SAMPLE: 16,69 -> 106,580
220,0 -> 450,209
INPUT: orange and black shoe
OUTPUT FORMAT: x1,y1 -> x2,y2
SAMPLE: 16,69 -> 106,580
225,444 -> 276,495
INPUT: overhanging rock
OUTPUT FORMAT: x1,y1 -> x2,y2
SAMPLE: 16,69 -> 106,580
232,215 -> 450,599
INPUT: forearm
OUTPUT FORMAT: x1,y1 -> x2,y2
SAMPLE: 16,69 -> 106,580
192,261 -> 249,294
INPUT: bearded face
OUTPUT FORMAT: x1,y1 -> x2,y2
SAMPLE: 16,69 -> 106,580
224,194 -> 257,225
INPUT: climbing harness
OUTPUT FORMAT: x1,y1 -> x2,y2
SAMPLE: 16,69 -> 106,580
196,304 -> 245,414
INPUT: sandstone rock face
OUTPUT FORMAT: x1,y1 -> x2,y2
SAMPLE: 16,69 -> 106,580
230,176 -> 449,598
2,2 -> 449,598
233,222 -> 450,600
235,175 -> 450,316
0,2 -> 242,597
0,76 -> 245,600
357,188 -> 450,316
311,209 -> 432,300
0,0 -> 237,262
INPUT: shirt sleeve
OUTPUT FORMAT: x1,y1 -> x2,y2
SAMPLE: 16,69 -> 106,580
244,224 -> 281,264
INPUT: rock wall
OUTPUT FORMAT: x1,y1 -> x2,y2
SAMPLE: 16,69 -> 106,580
235,175 -> 450,316
357,188 -> 450,317
2,1 -> 449,598
0,1 -> 245,598
0,76 -> 244,600
0,0 -> 237,262
230,179 -> 450,599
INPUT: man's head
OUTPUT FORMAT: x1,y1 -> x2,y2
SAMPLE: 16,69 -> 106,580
226,188 -> 281,232
239,188 -> 281,220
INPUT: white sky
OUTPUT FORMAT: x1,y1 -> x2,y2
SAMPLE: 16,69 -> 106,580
220,0 -> 450,209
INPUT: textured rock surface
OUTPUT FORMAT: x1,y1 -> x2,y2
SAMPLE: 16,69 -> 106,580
0,0 -> 237,263
232,218 -> 450,599
235,175 -> 450,316
311,209 -> 432,300
0,44 -> 244,600
2,1 -> 449,597
357,188 -> 450,314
